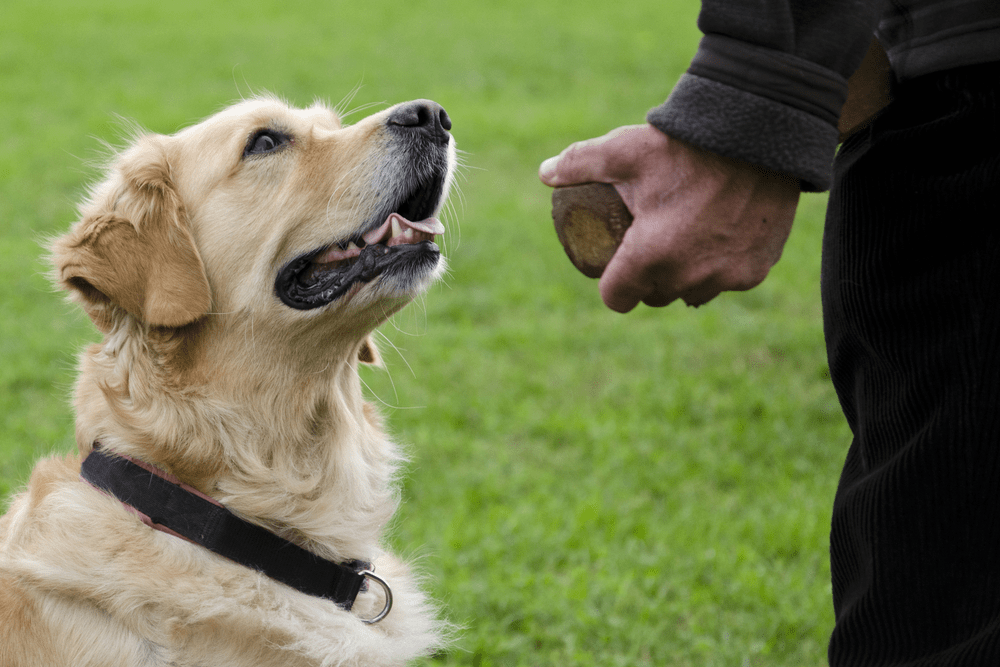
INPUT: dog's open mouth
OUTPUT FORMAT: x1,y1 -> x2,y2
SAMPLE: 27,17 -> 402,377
275,212 -> 444,310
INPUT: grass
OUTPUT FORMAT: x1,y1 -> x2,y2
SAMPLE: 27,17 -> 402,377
1,1 -> 848,664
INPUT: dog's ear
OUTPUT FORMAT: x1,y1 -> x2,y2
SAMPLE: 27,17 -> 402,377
52,135 -> 211,331
358,335 -> 382,366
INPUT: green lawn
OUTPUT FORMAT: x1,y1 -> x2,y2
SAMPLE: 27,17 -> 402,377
1,1 -> 847,665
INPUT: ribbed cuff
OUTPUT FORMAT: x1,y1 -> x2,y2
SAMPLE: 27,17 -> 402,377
648,73 -> 841,192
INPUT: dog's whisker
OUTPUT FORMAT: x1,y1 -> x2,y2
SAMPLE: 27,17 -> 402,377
337,100 -> 390,122
435,269 -> 455,292
324,156 -> 378,230
373,330 -> 417,380
333,80 -> 364,115
333,83 -> 391,124
357,367 -> 427,411
231,65 -> 253,103
441,196 -> 463,254
385,305 -> 427,338
324,163 -> 363,220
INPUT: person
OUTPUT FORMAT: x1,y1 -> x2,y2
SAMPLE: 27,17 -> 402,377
539,2 -> 1000,664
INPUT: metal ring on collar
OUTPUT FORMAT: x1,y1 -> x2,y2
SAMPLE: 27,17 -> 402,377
359,570 -> 393,624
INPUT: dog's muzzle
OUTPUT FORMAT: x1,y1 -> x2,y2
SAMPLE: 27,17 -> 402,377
275,100 -> 453,310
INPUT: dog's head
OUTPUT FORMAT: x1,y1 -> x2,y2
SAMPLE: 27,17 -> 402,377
52,96 -> 455,357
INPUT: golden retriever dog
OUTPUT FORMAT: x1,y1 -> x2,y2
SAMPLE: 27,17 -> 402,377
0,95 -> 456,666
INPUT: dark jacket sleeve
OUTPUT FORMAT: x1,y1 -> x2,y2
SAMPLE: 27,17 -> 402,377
647,1 -> 883,191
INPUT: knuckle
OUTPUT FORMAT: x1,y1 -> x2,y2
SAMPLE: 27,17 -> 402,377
731,263 -> 771,291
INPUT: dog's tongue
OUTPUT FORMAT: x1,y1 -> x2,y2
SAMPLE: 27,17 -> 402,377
399,215 -> 445,236
364,213 -> 445,246
314,214 -> 444,264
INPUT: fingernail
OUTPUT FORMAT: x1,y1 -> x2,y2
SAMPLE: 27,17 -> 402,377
539,155 -> 560,183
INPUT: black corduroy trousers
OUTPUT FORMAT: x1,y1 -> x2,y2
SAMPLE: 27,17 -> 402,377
824,62 -> 1000,666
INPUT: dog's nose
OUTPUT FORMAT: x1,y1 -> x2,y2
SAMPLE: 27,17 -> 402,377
388,100 -> 452,144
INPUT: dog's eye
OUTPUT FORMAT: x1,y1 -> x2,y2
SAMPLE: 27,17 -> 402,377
244,130 -> 291,158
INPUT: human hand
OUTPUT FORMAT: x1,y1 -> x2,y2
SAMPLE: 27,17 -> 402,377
539,124 -> 801,312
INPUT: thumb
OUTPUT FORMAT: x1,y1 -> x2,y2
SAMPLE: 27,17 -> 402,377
539,125 -> 642,187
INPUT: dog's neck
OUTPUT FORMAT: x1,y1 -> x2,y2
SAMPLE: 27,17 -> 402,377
72,314 -> 399,563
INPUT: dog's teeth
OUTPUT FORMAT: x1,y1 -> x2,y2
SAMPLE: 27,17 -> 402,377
346,242 -> 360,251
391,217 -> 403,238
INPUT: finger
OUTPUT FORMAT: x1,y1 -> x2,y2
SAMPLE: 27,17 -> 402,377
680,292 -> 716,308
538,126 -> 644,187
641,292 -> 674,308
599,278 -> 644,313
598,241 -> 653,313
538,144 -> 606,188
679,280 -> 722,308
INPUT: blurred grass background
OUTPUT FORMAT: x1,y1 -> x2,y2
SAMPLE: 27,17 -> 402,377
1,1 -> 848,664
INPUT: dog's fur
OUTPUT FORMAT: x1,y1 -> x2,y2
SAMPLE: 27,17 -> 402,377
0,96 -> 456,666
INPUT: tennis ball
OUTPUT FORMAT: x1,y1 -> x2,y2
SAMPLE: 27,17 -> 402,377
551,182 -> 633,278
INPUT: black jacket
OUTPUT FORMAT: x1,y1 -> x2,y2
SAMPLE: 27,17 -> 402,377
647,0 -> 1000,191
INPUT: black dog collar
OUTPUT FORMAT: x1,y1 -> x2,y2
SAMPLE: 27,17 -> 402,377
80,445 -> 392,623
